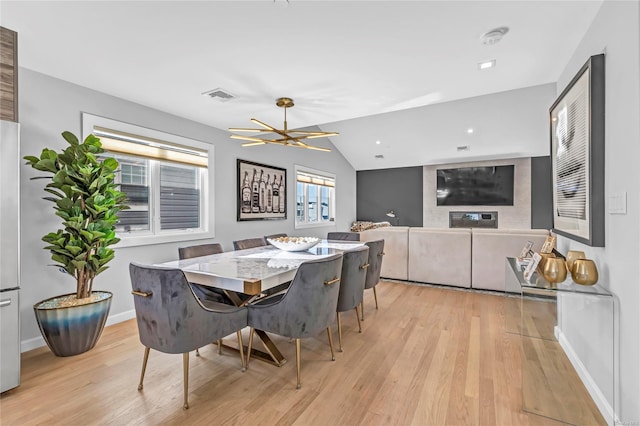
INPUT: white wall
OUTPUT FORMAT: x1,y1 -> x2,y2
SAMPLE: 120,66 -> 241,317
18,68 -> 357,347
554,1 -> 640,423
423,157 -> 531,229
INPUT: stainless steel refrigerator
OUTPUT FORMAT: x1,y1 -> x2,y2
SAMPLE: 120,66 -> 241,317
1,119 -> 21,393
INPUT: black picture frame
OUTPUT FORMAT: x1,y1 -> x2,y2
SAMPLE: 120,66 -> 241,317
237,159 -> 287,221
550,53 -> 605,247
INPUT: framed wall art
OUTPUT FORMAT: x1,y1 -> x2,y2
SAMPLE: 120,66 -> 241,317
237,159 -> 287,221
550,53 -> 605,247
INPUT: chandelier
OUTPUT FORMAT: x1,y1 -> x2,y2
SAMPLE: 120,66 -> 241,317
229,97 -> 338,152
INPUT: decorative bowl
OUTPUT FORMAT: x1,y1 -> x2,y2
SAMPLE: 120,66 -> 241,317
267,237 -> 320,252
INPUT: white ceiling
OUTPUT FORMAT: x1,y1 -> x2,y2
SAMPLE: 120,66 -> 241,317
1,0 -> 603,170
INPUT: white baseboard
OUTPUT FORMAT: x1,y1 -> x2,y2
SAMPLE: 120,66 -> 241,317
555,326 -> 618,426
21,309 -> 136,353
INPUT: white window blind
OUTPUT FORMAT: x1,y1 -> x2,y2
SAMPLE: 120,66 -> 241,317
82,113 -> 214,247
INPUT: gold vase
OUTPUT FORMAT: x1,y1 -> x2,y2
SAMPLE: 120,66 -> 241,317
538,252 -> 556,271
571,259 -> 599,286
565,250 -> 586,274
542,257 -> 568,283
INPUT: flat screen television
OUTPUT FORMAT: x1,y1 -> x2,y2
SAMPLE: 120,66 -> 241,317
436,165 -> 514,206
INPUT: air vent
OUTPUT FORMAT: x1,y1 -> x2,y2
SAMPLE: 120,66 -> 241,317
375,154 -> 384,159
202,88 -> 236,102
457,145 -> 470,152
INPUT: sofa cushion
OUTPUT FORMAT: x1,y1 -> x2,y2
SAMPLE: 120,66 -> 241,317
471,229 -> 549,291
359,226 -> 409,280
408,228 -> 472,288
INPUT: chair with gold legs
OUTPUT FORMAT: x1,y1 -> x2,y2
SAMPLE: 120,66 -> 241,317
327,231 -> 360,241
246,254 -> 344,389
335,245 -> 369,351
179,242 -> 228,356
233,237 -> 267,250
361,239 -> 385,320
129,263 -> 248,409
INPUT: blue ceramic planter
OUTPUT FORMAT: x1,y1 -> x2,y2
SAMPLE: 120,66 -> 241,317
34,291 -> 112,357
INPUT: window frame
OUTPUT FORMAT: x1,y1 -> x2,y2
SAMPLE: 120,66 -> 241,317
294,165 -> 336,229
82,113 -> 215,248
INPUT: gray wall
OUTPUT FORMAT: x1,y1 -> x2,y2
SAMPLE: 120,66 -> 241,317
356,166 -> 423,226
530,155 -> 553,229
18,68 -> 357,348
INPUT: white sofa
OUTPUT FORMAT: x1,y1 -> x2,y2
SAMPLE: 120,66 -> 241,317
470,228 -> 549,291
408,228 -> 472,288
359,226 -> 549,292
359,226 -> 409,280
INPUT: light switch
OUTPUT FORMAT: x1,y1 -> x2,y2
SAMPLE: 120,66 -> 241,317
608,192 -> 627,214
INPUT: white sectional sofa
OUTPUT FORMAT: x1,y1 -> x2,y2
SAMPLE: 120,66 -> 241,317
408,228 -> 472,288
470,228 -> 549,291
358,226 -> 410,280
359,226 -> 549,292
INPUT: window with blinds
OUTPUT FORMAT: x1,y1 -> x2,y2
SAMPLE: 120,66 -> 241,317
295,166 -> 336,228
82,113 -> 213,246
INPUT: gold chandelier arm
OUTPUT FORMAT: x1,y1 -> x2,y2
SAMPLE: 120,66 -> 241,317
287,130 -> 339,136
228,127 -> 265,133
231,135 -> 269,142
301,132 -> 339,139
250,118 -> 277,131
241,141 -> 267,147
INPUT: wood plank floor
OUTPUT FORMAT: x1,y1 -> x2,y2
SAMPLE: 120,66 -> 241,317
0,281 -> 605,425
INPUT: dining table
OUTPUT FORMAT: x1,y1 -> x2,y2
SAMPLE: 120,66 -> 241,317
157,239 -> 365,366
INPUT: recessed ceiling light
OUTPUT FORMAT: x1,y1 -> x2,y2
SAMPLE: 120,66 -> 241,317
480,27 -> 509,45
478,60 -> 496,70
467,128 -> 474,134
376,140 -> 381,145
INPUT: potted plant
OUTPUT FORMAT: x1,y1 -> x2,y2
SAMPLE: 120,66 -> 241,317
24,131 -> 128,357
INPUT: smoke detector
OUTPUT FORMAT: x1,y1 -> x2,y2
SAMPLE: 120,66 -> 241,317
480,27 -> 509,45
202,88 -> 236,102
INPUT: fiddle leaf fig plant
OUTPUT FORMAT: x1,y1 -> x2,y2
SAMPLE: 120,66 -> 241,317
24,131 -> 128,299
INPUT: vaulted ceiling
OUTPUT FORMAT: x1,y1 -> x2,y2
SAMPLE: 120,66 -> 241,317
1,0 -> 603,169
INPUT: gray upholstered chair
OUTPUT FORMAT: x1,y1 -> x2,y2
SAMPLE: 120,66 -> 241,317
361,239 -> 385,320
327,231 -> 360,241
264,233 -> 287,244
246,254 -> 344,389
335,245 -> 369,351
178,242 -> 223,259
233,237 -> 267,250
178,243 -> 227,304
129,263 -> 248,409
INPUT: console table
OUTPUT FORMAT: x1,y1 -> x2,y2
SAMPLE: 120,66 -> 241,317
505,257 -> 614,425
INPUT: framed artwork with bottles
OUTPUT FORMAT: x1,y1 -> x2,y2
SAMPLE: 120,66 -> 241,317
237,159 -> 287,221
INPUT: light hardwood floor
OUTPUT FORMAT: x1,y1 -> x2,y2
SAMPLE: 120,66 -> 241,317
0,281 -> 605,425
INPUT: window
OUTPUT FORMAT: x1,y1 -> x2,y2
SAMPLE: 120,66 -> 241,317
82,113 -> 214,247
295,166 -> 335,228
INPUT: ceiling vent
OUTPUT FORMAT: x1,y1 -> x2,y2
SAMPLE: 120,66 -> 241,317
202,88 -> 236,102
374,154 -> 384,159
457,145 -> 470,152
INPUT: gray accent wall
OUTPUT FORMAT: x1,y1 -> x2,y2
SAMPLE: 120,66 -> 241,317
356,166 -> 423,226
17,68 -> 357,348
530,155 -> 553,229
